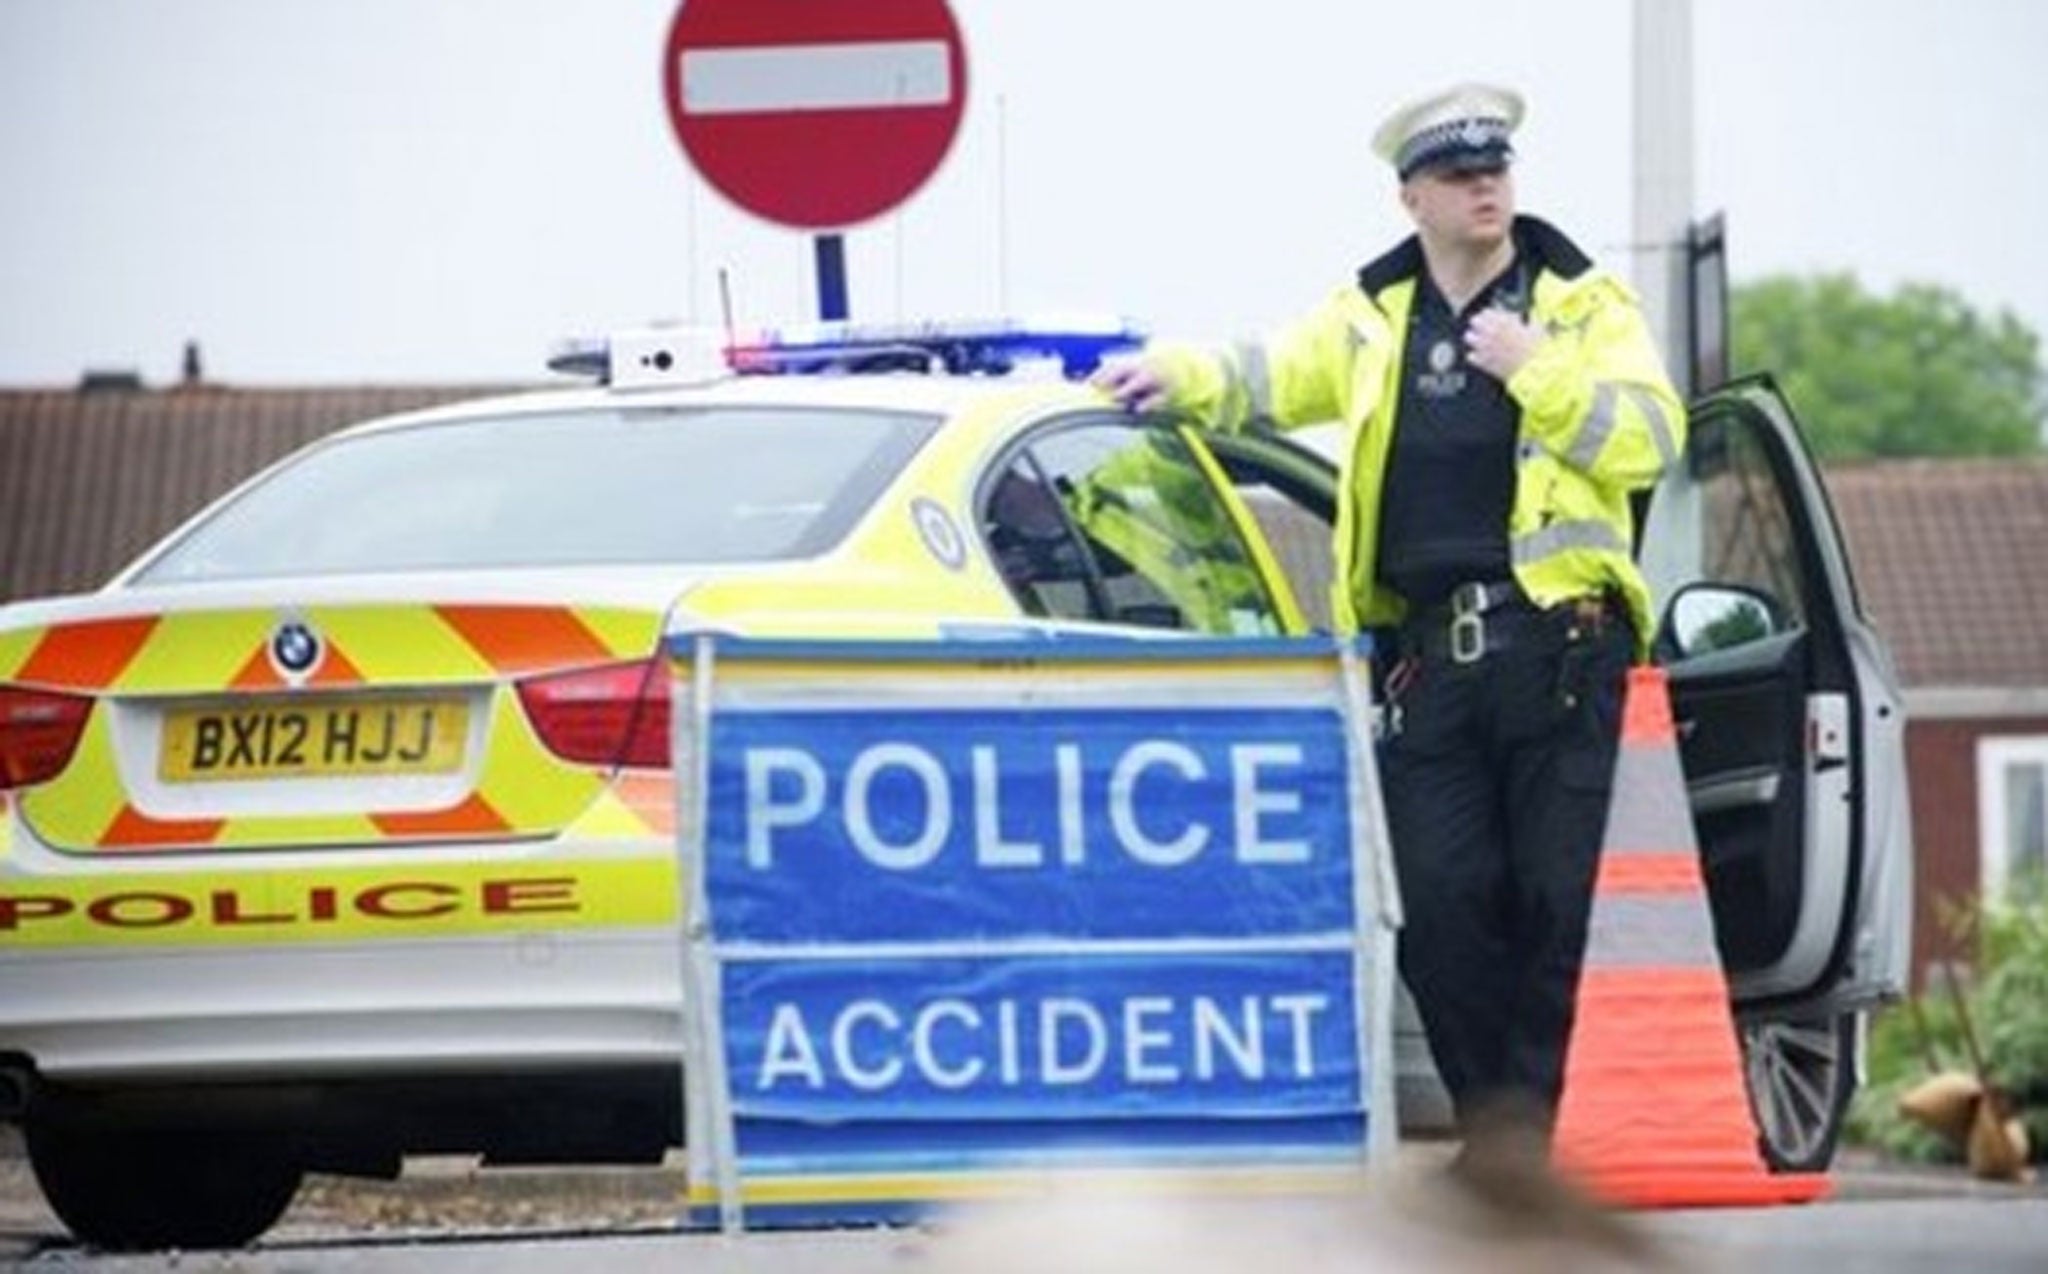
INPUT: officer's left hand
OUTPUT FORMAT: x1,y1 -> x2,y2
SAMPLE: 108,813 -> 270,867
1091,358 -> 1174,413
1465,308 -> 1546,382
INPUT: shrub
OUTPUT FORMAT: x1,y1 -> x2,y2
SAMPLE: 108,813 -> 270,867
1847,877 -> 2048,1162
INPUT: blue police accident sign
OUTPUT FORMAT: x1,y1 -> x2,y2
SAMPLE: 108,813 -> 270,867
705,706 -> 1353,943
670,636 -> 1396,1232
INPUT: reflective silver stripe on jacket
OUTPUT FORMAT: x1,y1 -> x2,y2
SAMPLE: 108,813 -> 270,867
1566,381 -> 1681,471
1512,518 -> 1627,566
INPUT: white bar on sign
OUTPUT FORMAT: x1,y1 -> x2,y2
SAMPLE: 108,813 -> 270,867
681,41 -> 952,115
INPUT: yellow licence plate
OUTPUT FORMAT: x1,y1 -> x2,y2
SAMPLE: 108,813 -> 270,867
160,698 -> 469,782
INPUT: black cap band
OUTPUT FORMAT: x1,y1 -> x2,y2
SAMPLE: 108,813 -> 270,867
1396,116 -> 1515,180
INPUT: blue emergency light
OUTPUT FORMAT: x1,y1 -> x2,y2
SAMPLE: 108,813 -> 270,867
547,316 -> 1147,388
724,315 -> 1147,380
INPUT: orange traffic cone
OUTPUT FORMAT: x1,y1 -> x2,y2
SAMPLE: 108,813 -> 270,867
1551,666 -> 1830,1208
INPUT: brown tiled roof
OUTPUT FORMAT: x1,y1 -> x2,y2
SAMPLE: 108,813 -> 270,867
1823,458 -> 2048,688
0,383 -> 526,604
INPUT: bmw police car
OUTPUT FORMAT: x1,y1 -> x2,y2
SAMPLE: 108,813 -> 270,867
0,317 -> 1909,1249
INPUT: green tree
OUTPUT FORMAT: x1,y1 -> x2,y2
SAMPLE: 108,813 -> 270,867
1730,273 -> 2046,460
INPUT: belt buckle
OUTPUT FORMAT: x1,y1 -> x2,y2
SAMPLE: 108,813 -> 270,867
1449,584 -> 1487,665
1450,581 -> 1488,615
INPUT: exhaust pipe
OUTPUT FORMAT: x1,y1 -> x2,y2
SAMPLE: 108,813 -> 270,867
0,1063 -> 35,1121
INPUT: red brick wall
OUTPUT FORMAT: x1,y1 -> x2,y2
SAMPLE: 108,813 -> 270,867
1906,714 -> 2048,987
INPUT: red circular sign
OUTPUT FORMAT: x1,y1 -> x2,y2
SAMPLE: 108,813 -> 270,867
662,0 -> 968,231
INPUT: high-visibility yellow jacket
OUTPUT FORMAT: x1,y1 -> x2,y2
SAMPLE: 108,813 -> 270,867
1141,216 -> 1685,650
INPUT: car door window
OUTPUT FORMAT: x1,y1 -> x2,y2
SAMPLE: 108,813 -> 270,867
1696,424 -> 1811,632
982,420 -> 1284,636
981,455 -> 1100,622
1206,437 -> 1340,635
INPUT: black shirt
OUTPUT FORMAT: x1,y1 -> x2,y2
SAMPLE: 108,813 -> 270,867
1376,256 -> 1529,608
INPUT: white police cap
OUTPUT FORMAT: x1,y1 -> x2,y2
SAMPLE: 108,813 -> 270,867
1372,82 -> 1525,181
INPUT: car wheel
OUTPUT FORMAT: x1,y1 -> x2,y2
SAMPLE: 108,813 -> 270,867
25,1117 -> 303,1251
1739,1009 -> 1856,1172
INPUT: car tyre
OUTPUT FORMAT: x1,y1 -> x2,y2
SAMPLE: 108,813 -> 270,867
25,1117 -> 303,1251
1739,1009 -> 1856,1172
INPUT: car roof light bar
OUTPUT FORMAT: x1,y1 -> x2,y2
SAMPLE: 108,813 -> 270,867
546,328 -> 733,390
723,315 -> 1147,380
546,337 -> 611,380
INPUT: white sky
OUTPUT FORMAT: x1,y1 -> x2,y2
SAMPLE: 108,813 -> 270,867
2,0 -> 2043,387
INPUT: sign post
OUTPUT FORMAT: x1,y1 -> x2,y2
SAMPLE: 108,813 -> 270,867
662,0 -> 970,320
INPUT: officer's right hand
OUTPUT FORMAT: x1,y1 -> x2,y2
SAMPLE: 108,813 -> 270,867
1090,358 -> 1173,413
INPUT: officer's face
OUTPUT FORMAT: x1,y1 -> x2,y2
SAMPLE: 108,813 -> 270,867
1401,164 -> 1515,250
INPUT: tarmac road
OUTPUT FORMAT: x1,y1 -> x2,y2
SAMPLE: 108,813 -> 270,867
4,1126 -> 2045,1272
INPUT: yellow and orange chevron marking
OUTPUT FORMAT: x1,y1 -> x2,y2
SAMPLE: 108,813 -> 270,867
1,605 -> 656,693
436,605 -> 626,674
1,604 -> 669,853
370,793 -> 512,839
101,806 -> 228,851
10,616 -> 159,689
231,644 -> 366,691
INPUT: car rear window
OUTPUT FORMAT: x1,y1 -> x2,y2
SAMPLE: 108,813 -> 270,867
132,406 -> 940,583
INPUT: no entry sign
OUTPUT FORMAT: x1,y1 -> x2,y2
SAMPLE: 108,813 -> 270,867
662,0 -> 969,231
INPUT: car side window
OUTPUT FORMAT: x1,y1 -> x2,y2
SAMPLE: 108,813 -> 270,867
1226,475 -> 1336,634
1694,414 -> 1812,631
982,420 -> 1285,636
981,455 -> 1099,622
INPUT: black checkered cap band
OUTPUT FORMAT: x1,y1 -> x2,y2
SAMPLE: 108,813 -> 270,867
1396,115 -> 1515,180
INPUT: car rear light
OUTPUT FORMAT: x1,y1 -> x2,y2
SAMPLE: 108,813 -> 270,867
516,657 -> 671,769
0,685 -> 94,789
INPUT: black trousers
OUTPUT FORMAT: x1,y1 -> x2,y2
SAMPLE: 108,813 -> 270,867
1381,610 -> 1632,1138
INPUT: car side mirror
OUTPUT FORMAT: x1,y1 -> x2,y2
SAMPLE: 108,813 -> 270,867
1657,583 -> 1788,661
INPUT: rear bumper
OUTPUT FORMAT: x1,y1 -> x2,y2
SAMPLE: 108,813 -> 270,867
0,929 -> 684,1084
0,808 -> 685,1086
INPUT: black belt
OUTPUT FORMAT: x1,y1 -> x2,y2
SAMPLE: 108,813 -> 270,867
1399,582 -> 1618,666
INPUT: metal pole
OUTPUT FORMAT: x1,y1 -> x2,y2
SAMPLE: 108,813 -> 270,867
1630,0 -> 1706,608
1338,640 -> 1403,1166
814,233 -> 850,321
1632,0 -> 1694,397
676,634 -> 743,1234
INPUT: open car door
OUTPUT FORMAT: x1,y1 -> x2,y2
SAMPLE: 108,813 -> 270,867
1638,375 -> 1913,1171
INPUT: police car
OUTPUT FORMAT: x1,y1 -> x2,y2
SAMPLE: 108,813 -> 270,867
0,317 -> 1908,1249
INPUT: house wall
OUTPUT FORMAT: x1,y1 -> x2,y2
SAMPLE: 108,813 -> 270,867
1905,713 -> 2048,987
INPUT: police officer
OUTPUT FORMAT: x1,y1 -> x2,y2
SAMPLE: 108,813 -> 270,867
1095,83 -> 1685,1145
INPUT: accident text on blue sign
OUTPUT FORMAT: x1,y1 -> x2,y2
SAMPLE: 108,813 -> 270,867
722,951 -> 1361,1120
